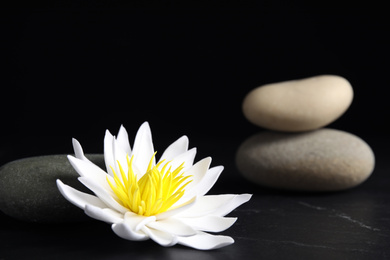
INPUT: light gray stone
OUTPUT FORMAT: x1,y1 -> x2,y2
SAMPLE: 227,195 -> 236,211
242,75 -> 354,132
0,154 -> 104,222
236,129 -> 375,191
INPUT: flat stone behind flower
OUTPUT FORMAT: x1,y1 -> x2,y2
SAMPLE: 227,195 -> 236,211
0,154 -> 104,222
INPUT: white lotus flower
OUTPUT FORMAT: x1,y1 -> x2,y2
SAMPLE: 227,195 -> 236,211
57,122 -> 251,250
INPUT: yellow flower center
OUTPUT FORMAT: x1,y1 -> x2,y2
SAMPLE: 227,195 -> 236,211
106,152 -> 192,216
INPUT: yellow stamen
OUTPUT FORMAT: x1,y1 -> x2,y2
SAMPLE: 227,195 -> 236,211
106,153 -> 192,216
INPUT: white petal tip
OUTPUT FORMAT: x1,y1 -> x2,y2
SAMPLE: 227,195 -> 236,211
56,179 -> 64,188
179,135 -> 189,143
67,154 -> 75,160
242,193 -> 253,202
140,121 -> 150,129
105,129 -> 113,137
178,233 -> 235,250
118,124 -> 126,134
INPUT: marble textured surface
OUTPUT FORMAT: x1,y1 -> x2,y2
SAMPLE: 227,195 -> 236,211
1,136 -> 389,259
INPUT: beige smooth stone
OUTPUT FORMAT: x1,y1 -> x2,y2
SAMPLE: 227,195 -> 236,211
242,75 -> 354,132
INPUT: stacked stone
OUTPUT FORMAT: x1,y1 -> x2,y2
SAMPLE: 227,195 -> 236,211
236,75 -> 375,192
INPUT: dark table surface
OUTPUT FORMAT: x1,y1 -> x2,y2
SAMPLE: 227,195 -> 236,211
1,134 -> 389,260
2,4 -> 390,259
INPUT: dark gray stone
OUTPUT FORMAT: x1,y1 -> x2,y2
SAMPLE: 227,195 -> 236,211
0,154 -> 104,222
236,129 -> 375,191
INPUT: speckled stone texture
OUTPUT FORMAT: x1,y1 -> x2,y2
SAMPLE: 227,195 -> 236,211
0,154 -> 104,222
236,129 -> 375,191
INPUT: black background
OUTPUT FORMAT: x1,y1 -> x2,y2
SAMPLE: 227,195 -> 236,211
2,2 -> 389,146
1,2 -> 390,259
